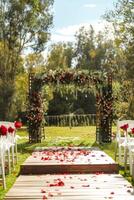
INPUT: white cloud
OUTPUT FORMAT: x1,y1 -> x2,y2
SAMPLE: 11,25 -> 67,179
51,33 -> 74,43
50,21 -> 113,43
56,24 -> 84,36
83,4 -> 96,8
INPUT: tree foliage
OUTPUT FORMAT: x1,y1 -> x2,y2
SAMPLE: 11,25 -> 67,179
0,0 -> 54,119
74,26 -> 120,74
104,0 -> 134,118
46,42 -> 74,70
104,0 -> 134,79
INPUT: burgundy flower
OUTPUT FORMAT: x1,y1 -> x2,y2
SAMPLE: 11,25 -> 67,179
131,128 -> 134,134
14,121 -> 22,129
0,125 -> 8,136
120,124 -> 129,131
8,126 -> 15,133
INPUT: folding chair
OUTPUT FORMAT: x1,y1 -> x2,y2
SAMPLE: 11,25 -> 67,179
127,142 -> 134,175
0,137 -> 6,189
115,120 -> 134,164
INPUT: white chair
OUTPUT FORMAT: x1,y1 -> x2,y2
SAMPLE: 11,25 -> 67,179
0,121 -> 18,168
127,141 -> 134,175
0,137 -> 6,189
0,121 -> 22,190
115,120 -> 134,164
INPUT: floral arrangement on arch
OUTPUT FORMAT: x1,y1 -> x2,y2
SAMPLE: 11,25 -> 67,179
28,70 -> 113,143
120,123 -> 134,137
0,121 -> 22,136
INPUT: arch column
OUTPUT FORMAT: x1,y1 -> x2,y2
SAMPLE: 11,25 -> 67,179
100,73 -> 113,143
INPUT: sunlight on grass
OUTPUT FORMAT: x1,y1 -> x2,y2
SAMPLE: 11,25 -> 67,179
44,126 -> 96,146
22,126 -> 96,151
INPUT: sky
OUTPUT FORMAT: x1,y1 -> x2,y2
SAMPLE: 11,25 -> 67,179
50,0 -> 117,43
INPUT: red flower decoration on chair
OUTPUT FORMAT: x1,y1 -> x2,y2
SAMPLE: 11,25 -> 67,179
14,121 -> 22,129
0,125 -> 8,136
120,124 -> 129,131
8,127 -> 15,133
131,128 -> 134,135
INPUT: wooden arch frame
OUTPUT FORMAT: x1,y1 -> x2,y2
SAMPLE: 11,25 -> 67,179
27,70 -> 113,144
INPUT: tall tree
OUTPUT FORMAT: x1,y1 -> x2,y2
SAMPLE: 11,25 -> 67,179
74,26 -> 118,72
46,42 -> 74,70
0,0 -> 54,119
104,0 -> 134,74
104,0 -> 134,117
25,53 -> 46,73
74,26 -> 96,70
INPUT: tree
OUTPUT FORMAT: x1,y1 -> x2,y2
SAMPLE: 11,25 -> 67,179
0,42 -> 24,119
104,0 -> 134,118
104,0 -> 134,79
11,71 -> 28,121
0,0 -> 54,119
74,26 -> 96,70
25,53 -> 46,73
74,26 -> 118,73
46,42 -> 74,70
25,52 -> 54,115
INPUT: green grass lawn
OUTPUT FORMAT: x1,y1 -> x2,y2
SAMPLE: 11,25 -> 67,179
0,126 -> 133,199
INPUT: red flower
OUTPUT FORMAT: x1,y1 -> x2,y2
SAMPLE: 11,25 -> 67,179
120,124 -> 129,131
8,127 -> 15,133
0,125 -> 8,136
131,128 -> 134,134
14,121 -> 22,129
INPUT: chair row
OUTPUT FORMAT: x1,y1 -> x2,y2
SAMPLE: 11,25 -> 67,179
115,120 -> 134,177
0,121 -> 21,189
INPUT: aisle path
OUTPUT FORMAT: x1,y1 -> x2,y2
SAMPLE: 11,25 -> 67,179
5,147 -> 134,200
20,147 -> 118,174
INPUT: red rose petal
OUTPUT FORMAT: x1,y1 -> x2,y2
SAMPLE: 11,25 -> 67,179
48,192 -> 53,197
41,189 -> 46,193
70,186 -> 74,189
110,192 -> 115,195
82,184 -> 90,187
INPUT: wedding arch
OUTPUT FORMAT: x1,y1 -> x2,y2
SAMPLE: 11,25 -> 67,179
27,70 -> 113,144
